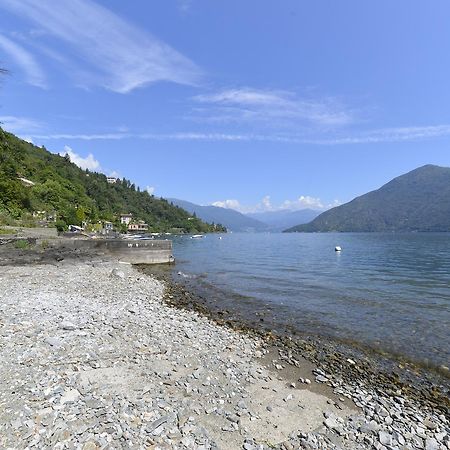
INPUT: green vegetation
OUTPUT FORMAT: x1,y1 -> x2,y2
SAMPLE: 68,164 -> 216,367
285,165 -> 450,232
14,239 -> 30,249
0,128 -> 226,233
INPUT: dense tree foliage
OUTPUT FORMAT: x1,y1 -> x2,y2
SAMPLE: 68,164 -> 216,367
286,165 -> 450,232
0,128 -> 226,233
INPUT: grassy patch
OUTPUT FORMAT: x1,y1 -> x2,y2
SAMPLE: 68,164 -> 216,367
0,228 -> 13,235
14,239 -> 30,249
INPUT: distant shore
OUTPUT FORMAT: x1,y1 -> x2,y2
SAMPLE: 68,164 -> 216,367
0,245 -> 448,449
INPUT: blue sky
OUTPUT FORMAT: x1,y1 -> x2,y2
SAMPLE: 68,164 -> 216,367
1,0 -> 450,213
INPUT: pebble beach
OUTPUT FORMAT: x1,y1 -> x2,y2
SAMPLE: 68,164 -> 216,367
0,251 -> 449,449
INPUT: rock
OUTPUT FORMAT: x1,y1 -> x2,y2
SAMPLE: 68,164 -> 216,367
425,437 -> 439,450
324,416 -> 339,430
60,388 -> 81,405
110,268 -> 125,279
423,417 -> 437,430
147,415 -> 170,433
315,375 -> 329,383
379,431 -> 392,446
60,320 -> 77,331
45,337 -> 63,347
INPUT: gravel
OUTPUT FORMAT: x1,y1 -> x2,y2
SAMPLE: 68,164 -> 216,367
0,259 -> 448,449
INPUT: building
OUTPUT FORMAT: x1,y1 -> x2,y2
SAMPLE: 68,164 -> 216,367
120,213 -> 133,225
18,177 -> 35,187
68,225 -> 84,233
128,221 -> 149,232
103,221 -> 114,234
107,177 -> 117,184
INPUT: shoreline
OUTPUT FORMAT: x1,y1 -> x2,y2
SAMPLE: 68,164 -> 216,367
137,264 -> 450,414
0,246 -> 448,449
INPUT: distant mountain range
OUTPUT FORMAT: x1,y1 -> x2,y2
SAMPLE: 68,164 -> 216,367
247,209 -> 320,231
168,199 -> 321,232
168,199 -> 268,232
286,165 -> 450,232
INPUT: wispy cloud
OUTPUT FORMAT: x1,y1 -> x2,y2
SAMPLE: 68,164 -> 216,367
0,115 -> 43,134
191,88 -> 354,128
314,124 -> 450,145
0,34 -> 46,88
178,0 -> 193,14
26,123 -> 450,145
211,195 -> 339,213
0,0 -> 201,92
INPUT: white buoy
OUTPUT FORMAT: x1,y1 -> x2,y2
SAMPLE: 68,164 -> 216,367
335,246 -> 342,252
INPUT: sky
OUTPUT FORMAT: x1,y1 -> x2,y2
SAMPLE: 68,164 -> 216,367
1,0 -> 450,213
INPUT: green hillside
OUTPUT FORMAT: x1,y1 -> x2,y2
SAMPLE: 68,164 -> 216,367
286,165 -> 450,232
0,128 -> 225,233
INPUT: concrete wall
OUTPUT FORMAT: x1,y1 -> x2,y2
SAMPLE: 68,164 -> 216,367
63,238 -> 173,264
2,226 -> 58,239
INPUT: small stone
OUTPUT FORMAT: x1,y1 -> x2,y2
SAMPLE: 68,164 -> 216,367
423,418 -> 437,430
60,388 -> 80,405
237,400 -> 247,410
45,337 -> 63,347
315,375 -> 328,383
425,437 -> 439,450
379,431 -> 392,446
60,321 -> 77,331
324,416 -> 339,430
110,268 -> 125,279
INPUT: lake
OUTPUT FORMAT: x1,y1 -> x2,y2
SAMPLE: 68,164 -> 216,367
168,232 -> 450,370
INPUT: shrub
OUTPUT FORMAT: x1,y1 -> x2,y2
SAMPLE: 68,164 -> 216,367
14,239 -> 30,249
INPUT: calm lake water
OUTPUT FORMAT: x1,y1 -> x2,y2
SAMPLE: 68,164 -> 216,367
169,233 -> 450,369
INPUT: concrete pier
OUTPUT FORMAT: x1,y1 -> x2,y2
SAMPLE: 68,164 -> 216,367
64,239 -> 174,264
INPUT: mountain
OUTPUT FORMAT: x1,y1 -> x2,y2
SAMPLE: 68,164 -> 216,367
247,209 -> 320,231
0,128 -> 224,233
168,199 -> 268,232
286,165 -> 450,233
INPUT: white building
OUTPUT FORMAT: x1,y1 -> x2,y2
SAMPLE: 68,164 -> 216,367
107,177 -> 117,184
120,213 -> 133,225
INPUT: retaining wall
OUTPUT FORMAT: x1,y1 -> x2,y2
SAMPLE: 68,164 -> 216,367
63,239 -> 173,264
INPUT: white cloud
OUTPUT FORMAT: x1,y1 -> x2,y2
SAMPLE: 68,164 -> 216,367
192,88 -> 353,128
59,145 -> 100,171
211,195 -> 340,213
146,186 -> 155,195
211,199 -> 242,210
0,34 -> 46,88
0,0 -> 201,93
